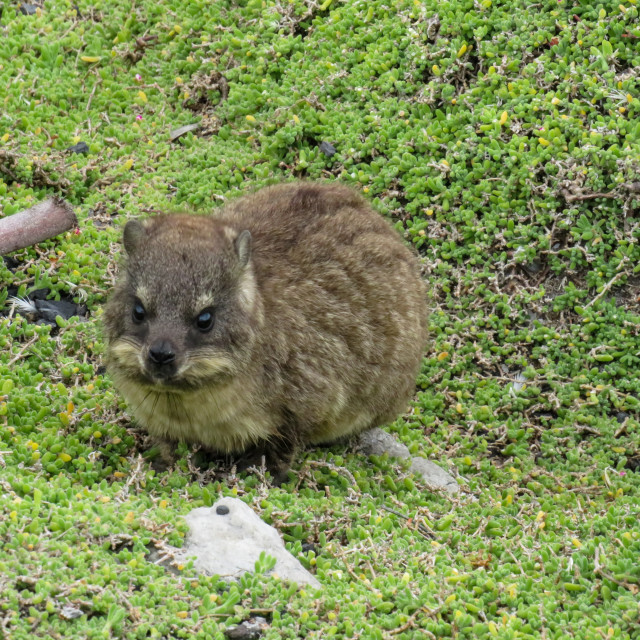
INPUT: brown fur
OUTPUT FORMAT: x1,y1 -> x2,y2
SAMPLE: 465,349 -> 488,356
104,182 -> 428,481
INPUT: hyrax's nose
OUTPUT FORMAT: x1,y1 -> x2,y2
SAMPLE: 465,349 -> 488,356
148,340 -> 176,366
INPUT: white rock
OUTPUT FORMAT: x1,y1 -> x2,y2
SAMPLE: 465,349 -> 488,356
173,497 -> 321,589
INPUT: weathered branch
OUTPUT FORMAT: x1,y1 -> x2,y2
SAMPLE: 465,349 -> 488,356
0,197 -> 77,255
560,190 -> 617,203
559,182 -> 640,204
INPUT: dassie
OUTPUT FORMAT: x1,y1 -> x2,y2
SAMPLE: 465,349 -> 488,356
104,182 -> 428,481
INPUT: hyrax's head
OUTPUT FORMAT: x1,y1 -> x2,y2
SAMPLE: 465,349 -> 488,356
104,214 -> 261,392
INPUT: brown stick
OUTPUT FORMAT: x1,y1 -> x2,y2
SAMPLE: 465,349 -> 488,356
559,189 -> 618,203
0,198 -> 77,255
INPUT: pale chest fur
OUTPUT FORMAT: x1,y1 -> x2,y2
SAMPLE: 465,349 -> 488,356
118,374 -> 276,453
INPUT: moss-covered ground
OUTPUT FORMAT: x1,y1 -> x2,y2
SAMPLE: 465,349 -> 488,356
1,0 -> 640,638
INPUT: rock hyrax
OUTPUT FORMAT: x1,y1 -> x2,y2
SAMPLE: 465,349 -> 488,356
104,182 -> 428,481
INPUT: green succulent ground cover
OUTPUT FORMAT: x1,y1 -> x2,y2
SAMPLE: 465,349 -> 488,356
1,0 -> 640,637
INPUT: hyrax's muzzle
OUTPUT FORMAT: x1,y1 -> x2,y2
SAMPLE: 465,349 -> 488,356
147,338 -> 178,379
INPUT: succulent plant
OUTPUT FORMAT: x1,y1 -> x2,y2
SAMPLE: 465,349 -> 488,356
1,0 -> 639,638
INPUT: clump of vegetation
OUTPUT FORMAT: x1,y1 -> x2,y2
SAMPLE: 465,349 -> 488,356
1,0 -> 639,638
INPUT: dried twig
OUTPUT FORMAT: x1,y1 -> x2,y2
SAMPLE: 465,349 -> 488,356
379,505 -> 434,539
6,335 -> 39,367
386,606 -> 438,638
305,459 -> 357,485
560,190 -> 618,203
585,256 -> 630,308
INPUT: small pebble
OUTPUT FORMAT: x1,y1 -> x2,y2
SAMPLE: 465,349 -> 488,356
225,616 -> 268,640
20,4 -> 38,15
60,605 -> 83,620
67,141 -> 90,154
318,141 -> 337,157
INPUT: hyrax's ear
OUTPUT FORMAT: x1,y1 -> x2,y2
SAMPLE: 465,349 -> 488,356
123,220 -> 146,255
235,230 -> 252,267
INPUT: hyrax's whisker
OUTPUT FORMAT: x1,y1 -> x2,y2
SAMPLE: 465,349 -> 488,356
180,394 -> 193,431
205,385 -> 221,416
132,389 -> 154,415
148,392 -> 161,425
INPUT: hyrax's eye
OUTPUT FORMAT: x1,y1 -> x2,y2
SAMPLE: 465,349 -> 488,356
195,308 -> 215,332
132,301 -> 146,324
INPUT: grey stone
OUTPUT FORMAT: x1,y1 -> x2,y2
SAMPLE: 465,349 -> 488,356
173,498 -> 321,589
357,428 -> 459,494
409,458 -> 459,494
225,616 -> 268,639
318,141 -> 337,157
60,605 -> 84,620
66,141 -> 89,155
20,4 -> 39,15
356,427 -> 411,459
